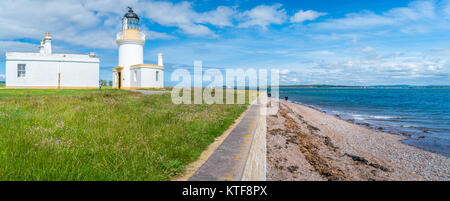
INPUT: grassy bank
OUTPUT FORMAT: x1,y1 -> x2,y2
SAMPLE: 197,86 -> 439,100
0,88 -> 104,97
137,87 -> 173,91
0,89 -> 250,180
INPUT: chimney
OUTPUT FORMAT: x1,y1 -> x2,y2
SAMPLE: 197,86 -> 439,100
39,39 -> 44,55
158,53 -> 163,66
43,32 -> 52,55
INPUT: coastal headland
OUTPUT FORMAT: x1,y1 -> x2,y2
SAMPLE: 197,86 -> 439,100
267,99 -> 449,181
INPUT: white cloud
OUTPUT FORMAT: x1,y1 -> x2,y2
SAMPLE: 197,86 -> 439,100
316,54 -> 447,80
83,0 -> 138,14
274,47 -> 450,85
279,69 -> 290,75
274,50 -> 289,55
0,0 -> 234,49
139,1 -> 234,36
146,31 -> 176,40
0,0 -> 328,48
140,25 -> 176,40
0,0 -> 123,49
352,36 -> 359,44
0,41 -> 38,53
199,6 -> 236,27
312,50 -> 335,55
0,40 -> 78,56
0,0 -> 99,38
139,1 -> 199,32
441,0 -> 450,19
307,33 -> 359,43
178,24 -> 215,36
290,10 -> 326,23
362,46 -> 375,52
312,0 -> 446,33
315,11 -> 395,30
430,47 -> 450,55
0,74 -> 5,80
238,4 -> 287,29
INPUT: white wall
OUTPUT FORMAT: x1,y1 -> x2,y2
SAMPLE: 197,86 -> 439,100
6,60 -> 99,88
118,41 -> 144,88
122,67 -> 163,88
60,62 -> 99,87
6,60 -> 59,87
130,68 -> 141,88
140,68 -> 164,88
112,71 -> 117,88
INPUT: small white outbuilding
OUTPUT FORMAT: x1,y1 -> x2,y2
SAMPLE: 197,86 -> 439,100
5,32 -> 100,89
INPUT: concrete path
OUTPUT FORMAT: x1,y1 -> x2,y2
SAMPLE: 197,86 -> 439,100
126,89 -> 170,95
189,102 -> 263,181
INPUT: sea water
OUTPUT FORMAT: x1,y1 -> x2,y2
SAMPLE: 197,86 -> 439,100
279,88 -> 450,156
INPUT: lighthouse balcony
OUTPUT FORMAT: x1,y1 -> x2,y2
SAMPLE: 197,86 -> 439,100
116,29 -> 145,41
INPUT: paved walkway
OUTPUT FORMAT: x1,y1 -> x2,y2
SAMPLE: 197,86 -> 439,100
189,103 -> 263,181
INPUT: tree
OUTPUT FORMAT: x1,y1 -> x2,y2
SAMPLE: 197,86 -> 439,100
99,80 -> 107,86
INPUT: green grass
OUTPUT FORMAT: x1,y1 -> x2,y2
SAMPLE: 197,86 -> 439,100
0,83 -> 5,88
0,89 -> 250,180
136,87 -> 173,91
0,88 -> 111,97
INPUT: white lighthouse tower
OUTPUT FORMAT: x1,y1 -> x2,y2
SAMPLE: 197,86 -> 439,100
113,7 -> 164,89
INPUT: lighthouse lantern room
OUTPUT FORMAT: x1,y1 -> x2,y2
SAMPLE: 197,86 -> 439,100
113,7 -> 164,89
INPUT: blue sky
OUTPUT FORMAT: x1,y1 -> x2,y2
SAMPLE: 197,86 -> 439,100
1,0 -> 450,86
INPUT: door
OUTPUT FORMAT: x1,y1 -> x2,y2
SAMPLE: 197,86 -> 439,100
118,72 -> 122,89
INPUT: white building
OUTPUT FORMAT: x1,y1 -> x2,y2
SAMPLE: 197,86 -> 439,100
5,32 -> 100,89
113,7 -> 164,89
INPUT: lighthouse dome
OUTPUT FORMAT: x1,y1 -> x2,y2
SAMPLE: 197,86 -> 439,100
124,7 -> 139,20
122,7 -> 140,30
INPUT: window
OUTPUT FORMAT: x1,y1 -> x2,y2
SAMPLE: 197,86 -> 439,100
127,18 -> 139,30
17,64 -> 26,78
156,71 -> 159,81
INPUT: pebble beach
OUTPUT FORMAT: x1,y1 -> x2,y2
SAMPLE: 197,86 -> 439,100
266,99 -> 450,181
